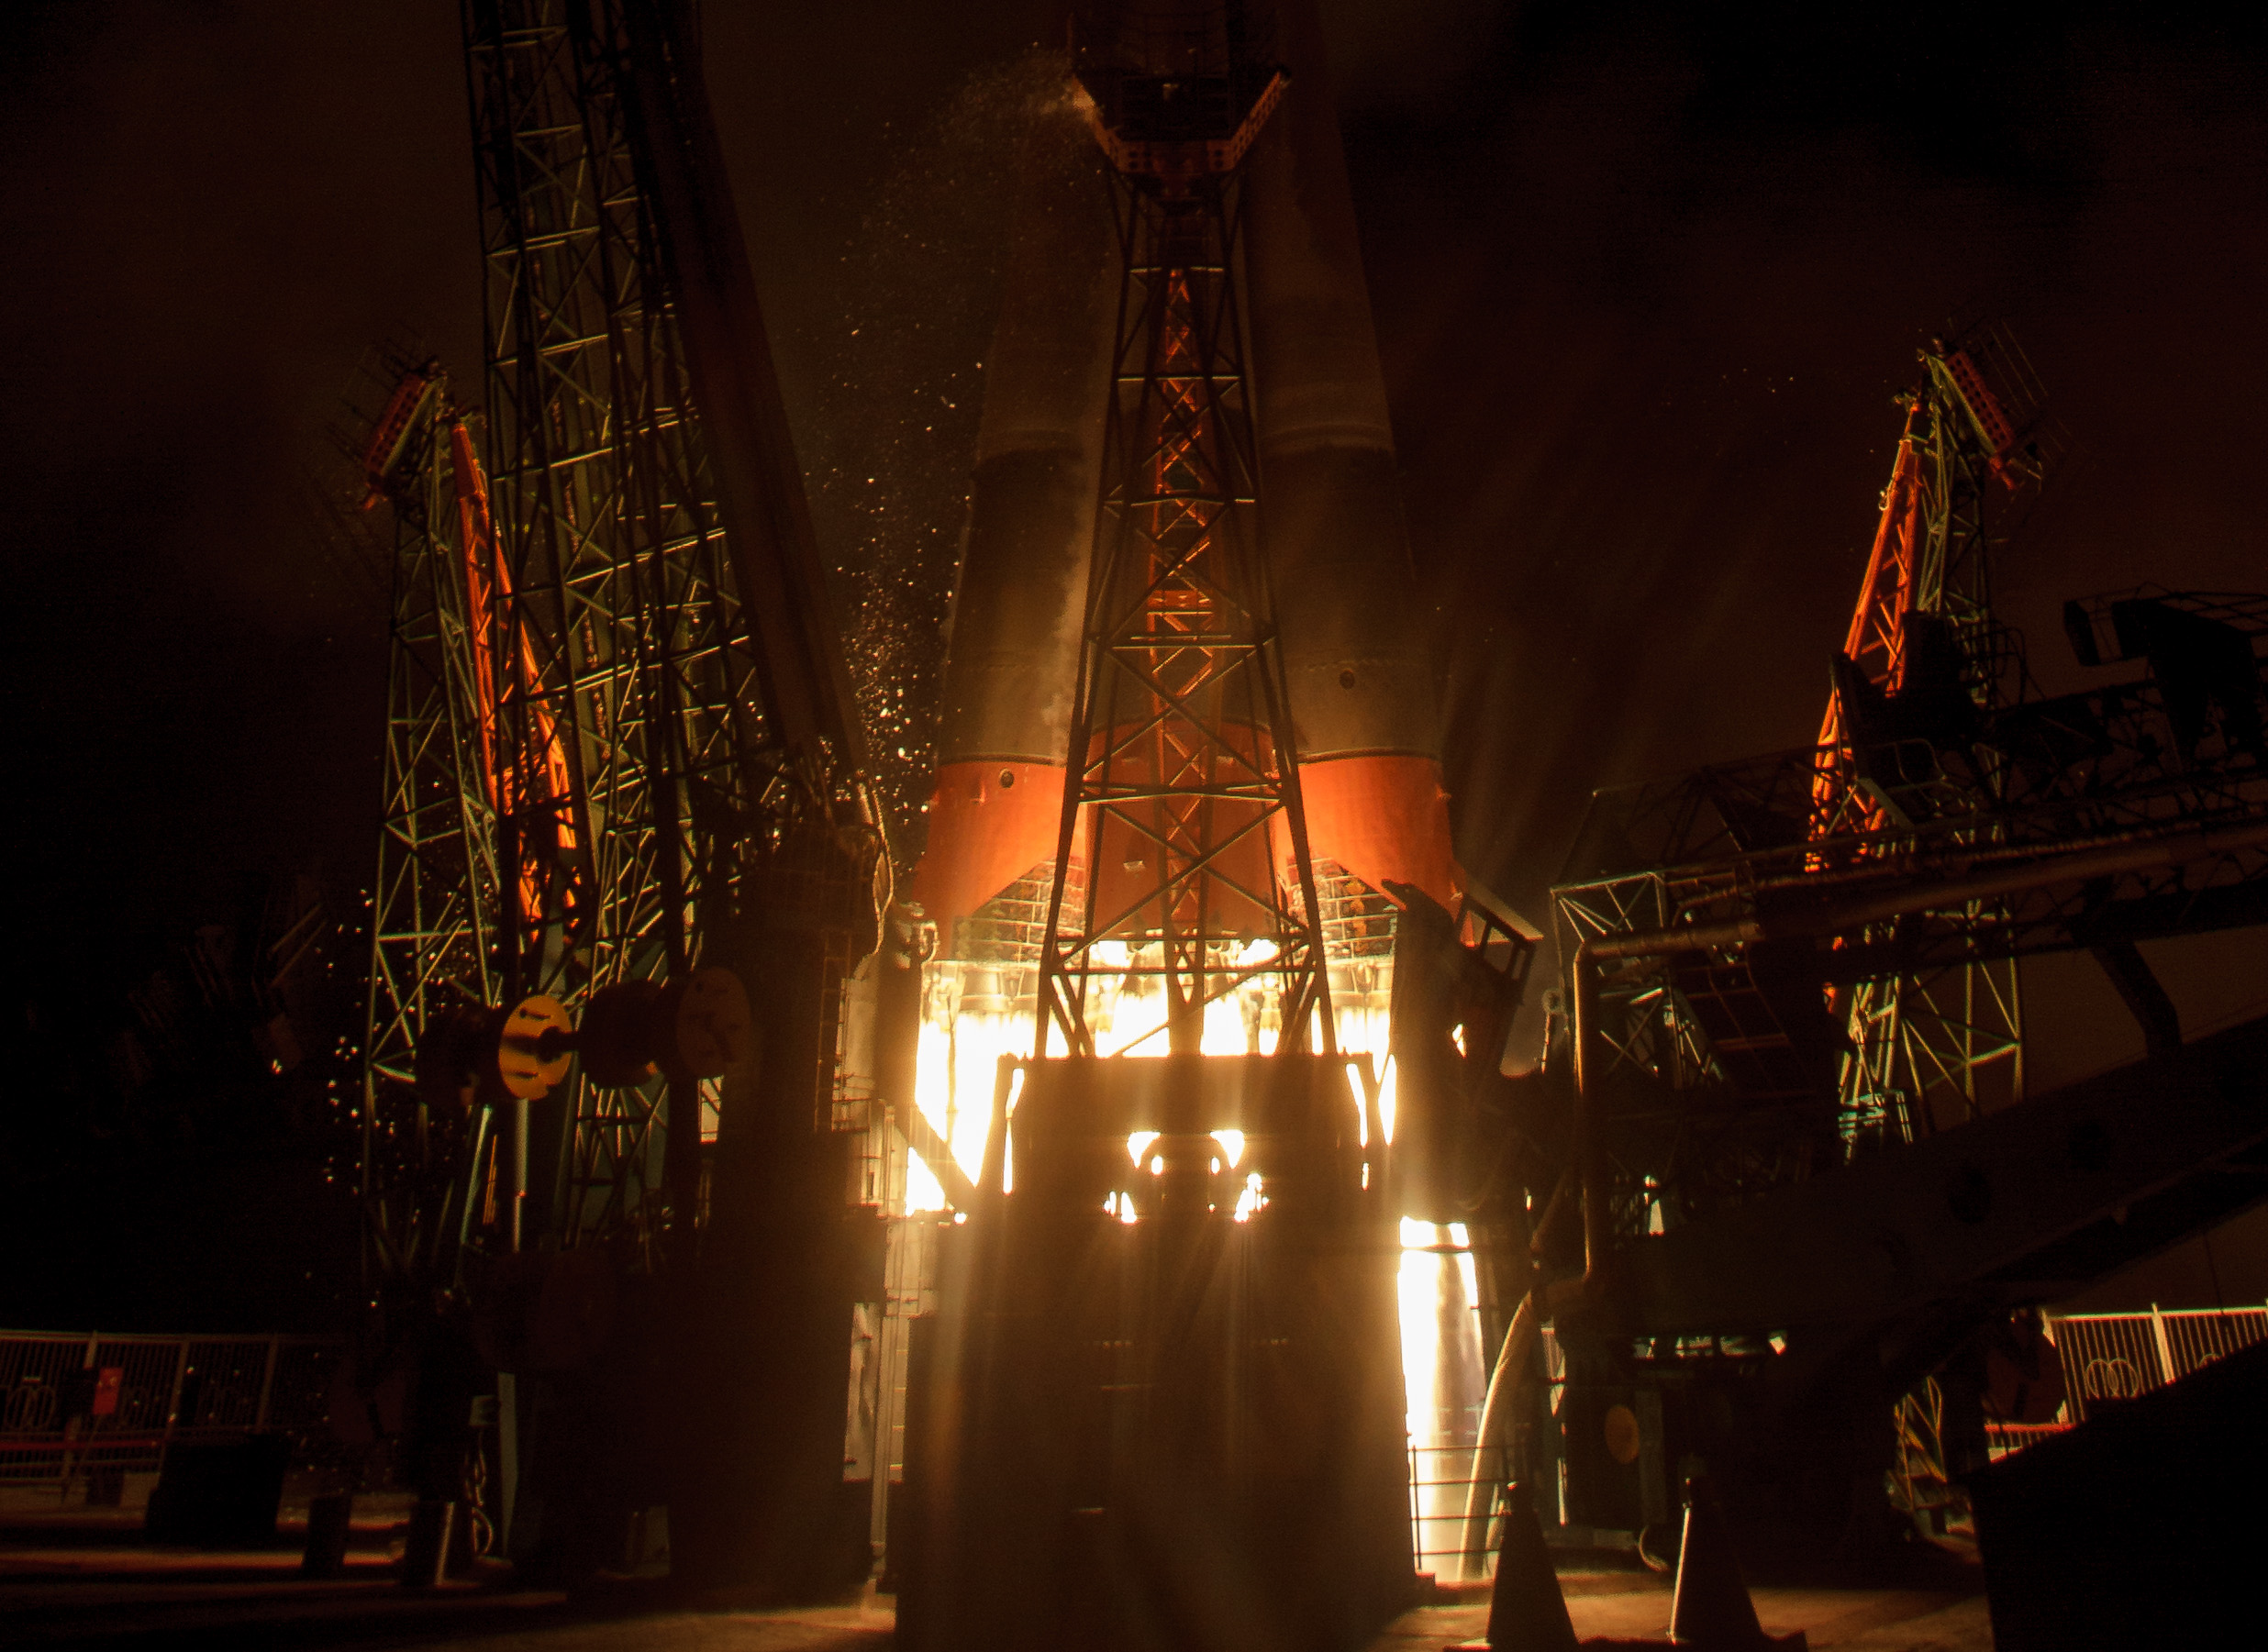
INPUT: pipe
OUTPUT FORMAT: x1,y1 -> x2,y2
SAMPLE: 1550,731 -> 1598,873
1456,1291 -> 1540,1578
1453,1167 -> 1579,1576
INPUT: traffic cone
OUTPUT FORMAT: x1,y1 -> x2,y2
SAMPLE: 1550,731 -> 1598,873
1447,1480 -> 1578,1652
1666,1477 -> 1805,1649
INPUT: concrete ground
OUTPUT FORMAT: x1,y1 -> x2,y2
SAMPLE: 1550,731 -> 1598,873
0,1490 -> 1989,1650
1395,1583 -> 1993,1651
354,1593 -> 1993,1652
0,1561 -> 1992,1651
0,1592 -> 1995,1652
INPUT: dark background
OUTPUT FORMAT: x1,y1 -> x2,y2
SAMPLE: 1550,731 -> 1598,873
2,1 -> 2262,1325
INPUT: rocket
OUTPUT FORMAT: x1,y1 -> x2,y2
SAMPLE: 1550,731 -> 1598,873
914,3 -> 1458,940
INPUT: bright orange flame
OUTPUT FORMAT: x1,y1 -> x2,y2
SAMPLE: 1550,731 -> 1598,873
1400,1220 -> 1488,1573
904,929 -> 1400,1215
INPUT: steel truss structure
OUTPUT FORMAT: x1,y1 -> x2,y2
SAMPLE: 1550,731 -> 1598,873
1035,78 -> 1328,1059
1555,581 -> 2268,1232
359,361 -> 510,1287
470,0 -> 741,1250
1811,332 -> 2062,1148
351,0 -> 873,1265
342,0 -> 890,1593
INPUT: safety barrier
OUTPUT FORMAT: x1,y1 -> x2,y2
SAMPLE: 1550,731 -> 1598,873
1409,1439 -> 1492,1581
2049,1303 -> 2268,1420
0,1330 -> 345,1491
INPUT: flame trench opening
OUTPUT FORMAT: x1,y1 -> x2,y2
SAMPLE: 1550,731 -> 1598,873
906,856 -> 1401,1212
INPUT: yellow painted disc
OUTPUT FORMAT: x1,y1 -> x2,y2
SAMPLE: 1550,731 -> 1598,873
498,994 -> 573,1100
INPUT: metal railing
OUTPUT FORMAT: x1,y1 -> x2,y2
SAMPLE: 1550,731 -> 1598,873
2049,1303 -> 2268,1419
0,1330 -> 345,1491
1409,1439 -> 1492,1581
1427,1304 -> 2266,1531
1978,1303 -> 2268,1459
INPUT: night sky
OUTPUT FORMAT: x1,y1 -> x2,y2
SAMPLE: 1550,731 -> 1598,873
5,4 -> 2265,1306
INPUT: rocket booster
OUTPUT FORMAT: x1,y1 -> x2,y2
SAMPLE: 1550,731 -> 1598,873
911,85 -> 1115,930
1244,0 -> 1459,915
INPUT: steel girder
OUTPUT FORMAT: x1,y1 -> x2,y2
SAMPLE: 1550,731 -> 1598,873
1554,615 -> 2268,1231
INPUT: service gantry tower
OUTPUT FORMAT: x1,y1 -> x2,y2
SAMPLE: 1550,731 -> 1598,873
463,0 -> 878,1257
359,0 -> 885,1591
901,10 -> 1413,1652
1811,330 -> 2058,1147
1034,6 -> 1329,1062
357,357 -> 515,1291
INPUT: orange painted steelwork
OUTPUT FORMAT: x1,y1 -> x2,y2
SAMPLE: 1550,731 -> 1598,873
1810,404 -> 1923,836
357,362 -> 441,511
447,417 -> 575,923
918,748 -> 1460,930
450,419 -> 505,813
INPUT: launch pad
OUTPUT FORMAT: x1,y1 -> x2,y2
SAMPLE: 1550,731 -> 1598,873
295,3 -> 2268,1648
897,1053 -> 1413,1652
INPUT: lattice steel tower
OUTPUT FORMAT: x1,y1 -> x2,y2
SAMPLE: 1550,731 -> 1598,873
361,0 -> 886,1300
357,358 -> 511,1287
460,0 -> 877,1259
1037,4 -> 1329,1061
1812,330 -> 2059,1147
900,19 -> 1418,1647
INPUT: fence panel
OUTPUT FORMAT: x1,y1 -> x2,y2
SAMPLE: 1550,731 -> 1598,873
2160,1306 -> 2268,1378
2051,1314 -> 2166,1416
0,1336 -> 85,1481
2049,1305 -> 2268,1422
266,1341 -> 344,1434
178,1340 -> 273,1434
1410,1440 -> 1490,1581
93,1340 -> 185,1435
0,1331 -> 347,1488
